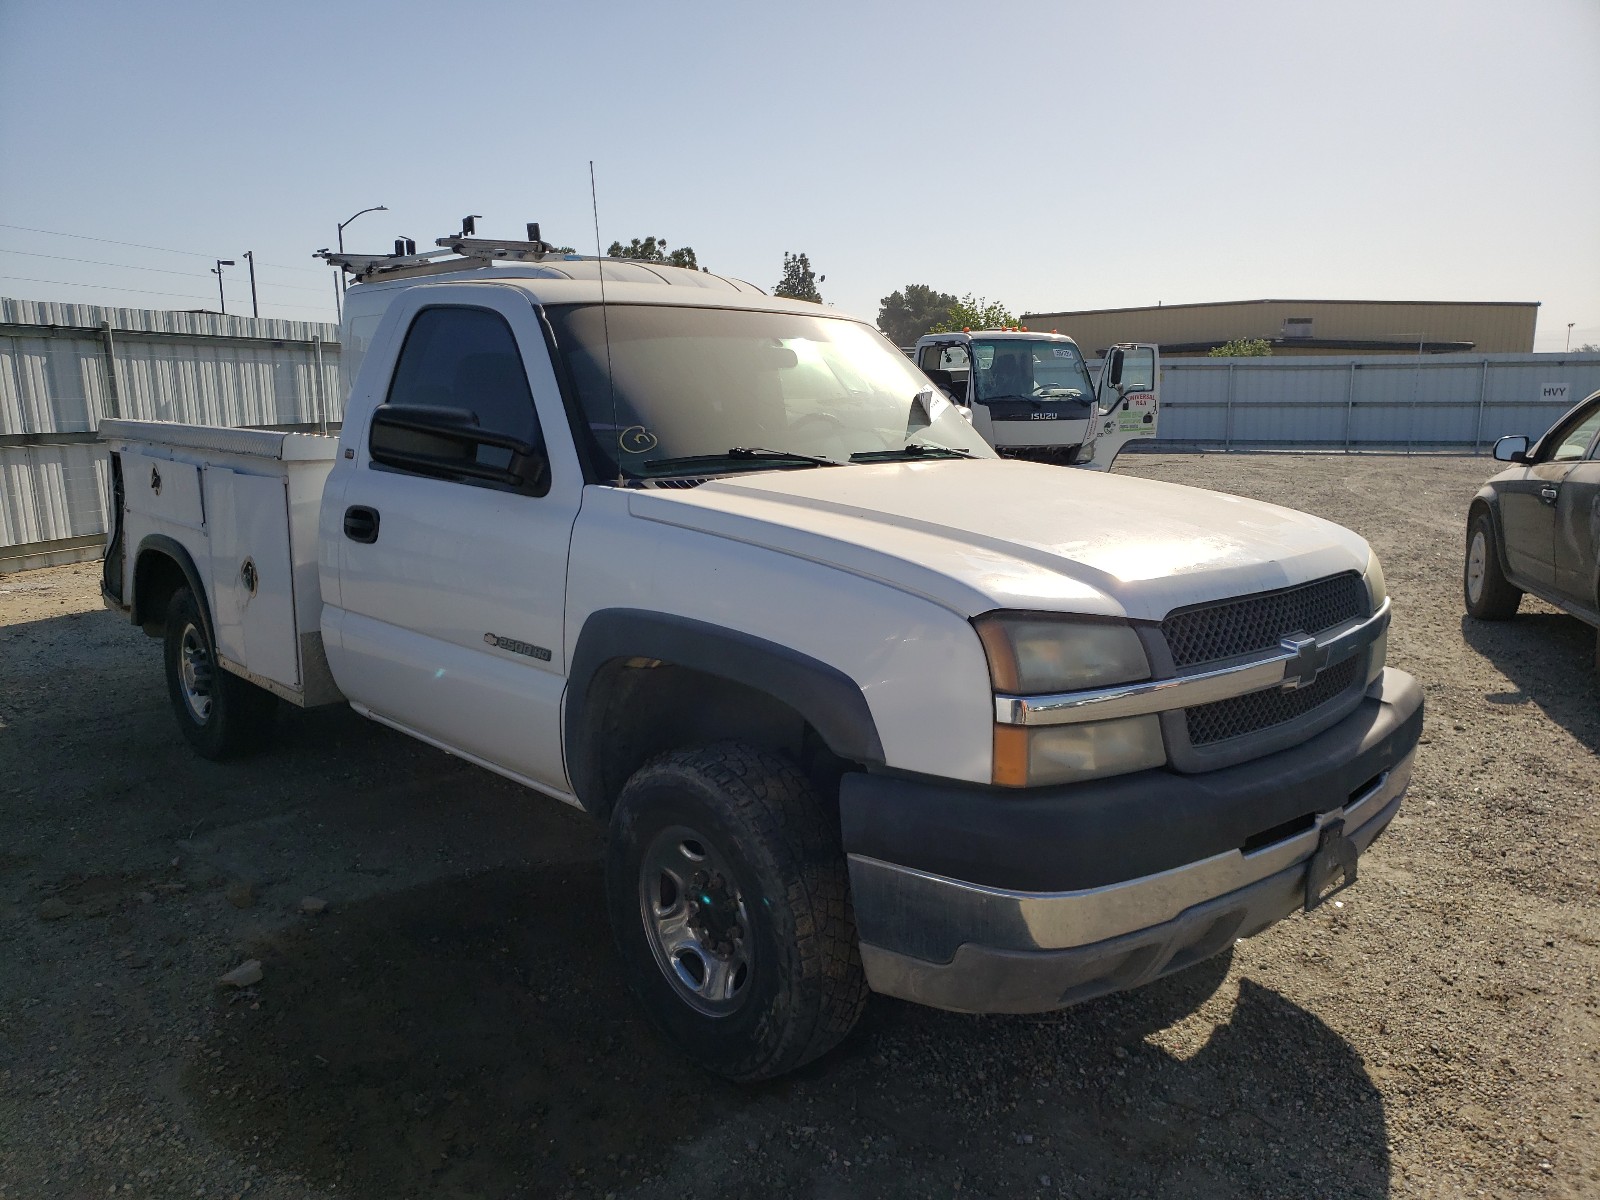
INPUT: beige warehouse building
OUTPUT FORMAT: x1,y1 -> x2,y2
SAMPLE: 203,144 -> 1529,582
1020,299 -> 1539,357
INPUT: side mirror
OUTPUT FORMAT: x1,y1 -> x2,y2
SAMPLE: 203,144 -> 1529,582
370,404 -> 549,493
1108,348 -> 1125,388
1492,434 -> 1531,464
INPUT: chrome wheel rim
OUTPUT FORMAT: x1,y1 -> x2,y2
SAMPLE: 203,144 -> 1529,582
178,622 -> 213,723
638,824 -> 753,1016
1467,530 -> 1487,604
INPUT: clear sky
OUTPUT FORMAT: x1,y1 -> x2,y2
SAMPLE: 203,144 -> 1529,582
2,0 -> 1596,349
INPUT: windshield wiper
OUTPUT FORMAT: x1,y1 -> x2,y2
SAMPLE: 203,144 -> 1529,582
728,446 -> 840,466
637,447 -> 841,477
850,444 -> 973,462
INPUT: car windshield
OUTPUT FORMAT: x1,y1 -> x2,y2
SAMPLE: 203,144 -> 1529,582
546,304 -> 996,478
971,338 -> 1096,402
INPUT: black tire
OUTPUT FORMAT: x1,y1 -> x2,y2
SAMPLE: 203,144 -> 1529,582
605,742 -> 867,1081
1463,511 -> 1521,620
162,585 -> 277,760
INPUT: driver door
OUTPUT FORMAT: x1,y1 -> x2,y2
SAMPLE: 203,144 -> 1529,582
1501,401 -> 1600,593
326,285 -> 584,795
1549,398 -> 1600,606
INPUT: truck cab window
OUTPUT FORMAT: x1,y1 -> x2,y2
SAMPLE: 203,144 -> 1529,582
385,306 -> 544,473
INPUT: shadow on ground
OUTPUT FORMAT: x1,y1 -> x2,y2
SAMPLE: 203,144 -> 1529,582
1460,610 -> 1600,755
190,867 -> 1389,1199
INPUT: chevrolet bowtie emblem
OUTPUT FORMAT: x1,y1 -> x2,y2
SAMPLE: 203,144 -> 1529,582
1279,633 -> 1331,690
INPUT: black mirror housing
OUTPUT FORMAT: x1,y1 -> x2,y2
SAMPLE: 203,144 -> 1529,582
1108,348 -> 1125,388
370,404 -> 549,493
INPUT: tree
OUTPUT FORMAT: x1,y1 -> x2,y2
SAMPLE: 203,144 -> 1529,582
929,294 -> 1015,333
606,235 -> 698,270
773,251 -> 822,303
877,284 -> 958,345
1208,337 -> 1273,358
1578,342 -> 1599,353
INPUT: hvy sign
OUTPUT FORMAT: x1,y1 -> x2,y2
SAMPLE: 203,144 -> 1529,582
1541,383 -> 1570,403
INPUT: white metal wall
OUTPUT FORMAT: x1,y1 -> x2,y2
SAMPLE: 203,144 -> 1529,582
1,297 -> 341,569
1148,352 -> 1600,451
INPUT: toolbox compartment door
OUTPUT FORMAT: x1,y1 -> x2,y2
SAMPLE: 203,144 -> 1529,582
204,466 -> 300,690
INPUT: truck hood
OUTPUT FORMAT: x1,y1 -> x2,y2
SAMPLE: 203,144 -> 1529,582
626,459 -> 1372,621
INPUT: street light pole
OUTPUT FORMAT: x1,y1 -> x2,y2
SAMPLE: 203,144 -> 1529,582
212,259 -> 236,314
1569,322 -> 1576,352
334,205 -> 388,323
243,251 -> 259,319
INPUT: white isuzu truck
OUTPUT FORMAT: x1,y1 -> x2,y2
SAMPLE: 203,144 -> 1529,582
912,329 -> 1160,468
99,228 -> 1421,1080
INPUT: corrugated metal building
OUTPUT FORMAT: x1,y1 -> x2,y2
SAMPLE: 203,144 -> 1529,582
2,297 -> 340,571
1021,299 -> 1539,357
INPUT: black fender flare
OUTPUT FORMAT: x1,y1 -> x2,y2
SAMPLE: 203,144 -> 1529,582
131,534 -> 212,637
565,609 -> 885,806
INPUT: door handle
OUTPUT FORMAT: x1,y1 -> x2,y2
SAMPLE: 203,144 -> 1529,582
1539,486 -> 1559,505
343,505 -> 380,543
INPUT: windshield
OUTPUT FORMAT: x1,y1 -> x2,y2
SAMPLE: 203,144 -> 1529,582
546,304 -> 996,478
971,338 -> 1095,403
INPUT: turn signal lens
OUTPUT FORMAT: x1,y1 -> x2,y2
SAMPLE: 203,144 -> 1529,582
993,716 -> 1165,788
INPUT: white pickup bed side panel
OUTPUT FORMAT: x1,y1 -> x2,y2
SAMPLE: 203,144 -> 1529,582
100,420 -> 341,705
565,487 -> 997,786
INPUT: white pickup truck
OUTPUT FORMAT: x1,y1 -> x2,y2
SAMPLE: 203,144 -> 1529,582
99,233 -> 1422,1080
911,330 -> 1160,467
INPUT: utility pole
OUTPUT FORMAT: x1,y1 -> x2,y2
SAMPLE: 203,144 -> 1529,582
1569,322 -> 1576,352
212,259 -> 235,314
243,251 -> 259,318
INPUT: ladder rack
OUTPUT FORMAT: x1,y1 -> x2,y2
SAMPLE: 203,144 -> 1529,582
315,227 -> 563,283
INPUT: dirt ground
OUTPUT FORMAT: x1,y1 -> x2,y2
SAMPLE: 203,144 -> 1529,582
2,452 -> 1597,1200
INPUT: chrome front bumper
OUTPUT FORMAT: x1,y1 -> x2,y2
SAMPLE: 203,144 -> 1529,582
849,746 -> 1414,1015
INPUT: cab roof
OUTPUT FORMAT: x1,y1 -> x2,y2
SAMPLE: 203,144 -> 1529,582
345,256 -> 851,318
914,329 -> 1082,345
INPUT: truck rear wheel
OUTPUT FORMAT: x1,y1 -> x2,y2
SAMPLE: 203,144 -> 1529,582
605,742 -> 867,1081
163,585 -> 277,760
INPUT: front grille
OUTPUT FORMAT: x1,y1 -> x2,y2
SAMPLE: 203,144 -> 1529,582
1185,656 -> 1363,746
1163,573 -> 1367,669
982,399 -> 1092,422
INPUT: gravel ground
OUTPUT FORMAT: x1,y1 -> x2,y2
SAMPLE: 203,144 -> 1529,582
1,452 -> 1597,1200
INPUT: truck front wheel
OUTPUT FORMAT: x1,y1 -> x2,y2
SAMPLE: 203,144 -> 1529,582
605,742 -> 867,1081
162,585 -> 277,760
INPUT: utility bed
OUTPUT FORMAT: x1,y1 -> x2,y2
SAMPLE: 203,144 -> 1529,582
99,419 -> 342,706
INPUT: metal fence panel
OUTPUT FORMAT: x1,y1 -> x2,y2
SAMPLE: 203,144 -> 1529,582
1158,352 -> 1600,450
1,297 -> 340,566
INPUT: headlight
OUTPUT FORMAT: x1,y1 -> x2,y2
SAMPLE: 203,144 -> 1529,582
974,614 -> 1162,787
1363,552 -> 1388,685
993,715 -> 1165,788
973,614 -> 1149,694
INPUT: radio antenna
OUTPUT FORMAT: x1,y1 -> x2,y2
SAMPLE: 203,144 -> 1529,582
589,160 -> 621,486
